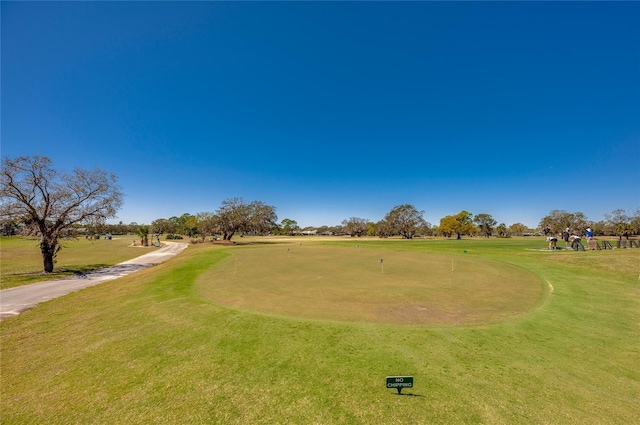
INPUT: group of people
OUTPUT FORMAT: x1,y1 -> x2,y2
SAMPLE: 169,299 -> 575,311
547,227 -> 593,250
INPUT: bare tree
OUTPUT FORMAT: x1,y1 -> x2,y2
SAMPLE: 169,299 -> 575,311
1,155 -> 123,272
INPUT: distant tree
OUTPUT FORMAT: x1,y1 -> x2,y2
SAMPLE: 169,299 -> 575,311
367,221 -> 378,236
631,209 -> 640,236
85,217 -> 107,239
245,200 -> 278,235
437,215 -> 456,238
151,218 -> 176,236
438,210 -> 474,239
1,219 -> 21,236
571,212 -> 588,234
375,219 -> 393,238
105,221 -> 130,235
214,199 -> 245,240
589,221 -> 607,236
473,213 -> 497,237
124,222 -> 139,234
0,155 -> 123,273
604,209 -> 634,240
280,218 -> 300,236
315,225 -> 330,234
539,210 -> 588,236
214,198 -> 277,241
175,213 -> 198,237
496,223 -> 508,237
380,204 -> 427,239
421,224 -> 436,237
196,212 -> 217,241
508,223 -> 528,236
332,224 -> 346,235
136,225 -> 150,246
342,217 -> 370,237
168,216 -> 180,232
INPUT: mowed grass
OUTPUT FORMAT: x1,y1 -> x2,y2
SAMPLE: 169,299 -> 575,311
200,245 -> 544,325
0,236 -> 157,289
1,238 -> 639,424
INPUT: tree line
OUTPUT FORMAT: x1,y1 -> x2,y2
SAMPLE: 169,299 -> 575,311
140,204 -> 639,243
2,155 -> 638,273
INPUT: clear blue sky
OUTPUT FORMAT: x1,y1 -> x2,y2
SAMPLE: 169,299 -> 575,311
2,1 -> 639,229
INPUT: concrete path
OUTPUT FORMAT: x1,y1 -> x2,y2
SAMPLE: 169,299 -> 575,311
0,242 -> 188,320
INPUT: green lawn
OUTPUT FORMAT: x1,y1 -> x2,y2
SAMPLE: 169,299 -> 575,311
1,237 -> 638,424
0,236 -> 158,289
199,243 -> 544,325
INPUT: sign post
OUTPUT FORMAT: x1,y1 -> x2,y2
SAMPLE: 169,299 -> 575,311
386,376 -> 413,394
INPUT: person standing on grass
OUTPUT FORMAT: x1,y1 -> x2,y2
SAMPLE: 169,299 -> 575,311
586,227 -> 594,240
562,228 -> 570,247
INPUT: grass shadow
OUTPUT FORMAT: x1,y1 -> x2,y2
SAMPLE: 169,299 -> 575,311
1,264 -> 112,289
211,240 -> 290,246
393,392 -> 426,397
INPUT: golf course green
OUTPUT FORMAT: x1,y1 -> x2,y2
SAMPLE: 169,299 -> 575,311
199,245 -> 544,325
1,237 -> 638,424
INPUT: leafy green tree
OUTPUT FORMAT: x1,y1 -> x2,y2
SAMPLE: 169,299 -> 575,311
1,155 -> 123,273
631,209 -> 640,236
473,213 -> 497,237
279,218 -> 300,236
438,210 -> 474,239
496,223 -> 508,237
168,216 -> 180,233
136,225 -> 150,246
508,223 -> 528,236
367,221 -> 378,236
105,221 -> 130,235
175,213 -> 198,237
380,204 -> 427,239
437,215 -> 456,238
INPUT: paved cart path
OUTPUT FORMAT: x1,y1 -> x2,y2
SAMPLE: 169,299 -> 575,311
0,242 -> 188,320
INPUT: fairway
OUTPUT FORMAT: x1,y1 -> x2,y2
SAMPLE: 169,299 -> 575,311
2,238 -> 639,424
197,245 -> 544,325
0,236 -> 159,289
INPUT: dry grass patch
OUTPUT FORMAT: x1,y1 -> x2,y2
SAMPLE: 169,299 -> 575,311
540,247 -> 639,275
197,245 -> 545,325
